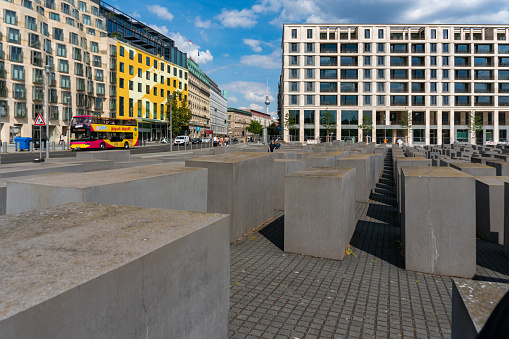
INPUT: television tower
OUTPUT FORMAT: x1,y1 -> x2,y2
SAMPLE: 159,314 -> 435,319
265,78 -> 270,115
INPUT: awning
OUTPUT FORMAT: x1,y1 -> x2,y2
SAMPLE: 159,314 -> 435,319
203,129 -> 214,135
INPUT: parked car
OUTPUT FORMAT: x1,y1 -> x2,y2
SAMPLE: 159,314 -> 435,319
202,137 -> 211,144
174,136 -> 190,146
233,138 -> 238,143
192,138 -> 202,144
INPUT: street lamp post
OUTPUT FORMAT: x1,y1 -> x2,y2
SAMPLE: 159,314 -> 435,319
169,93 -> 173,152
44,65 -> 52,159
67,98 -> 71,149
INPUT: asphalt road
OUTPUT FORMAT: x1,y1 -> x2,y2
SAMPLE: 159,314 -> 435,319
0,143 -> 215,165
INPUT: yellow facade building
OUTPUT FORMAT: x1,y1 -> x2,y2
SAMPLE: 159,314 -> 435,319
116,41 -> 188,140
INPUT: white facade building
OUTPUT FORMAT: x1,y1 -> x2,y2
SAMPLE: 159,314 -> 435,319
208,76 -> 227,136
281,24 -> 509,145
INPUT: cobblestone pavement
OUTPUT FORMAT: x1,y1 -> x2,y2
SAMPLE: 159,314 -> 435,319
229,150 -> 509,338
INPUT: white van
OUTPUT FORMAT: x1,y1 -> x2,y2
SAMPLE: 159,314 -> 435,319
174,136 -> 190,145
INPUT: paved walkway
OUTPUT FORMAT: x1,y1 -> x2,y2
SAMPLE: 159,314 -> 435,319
229,149 -> 509,338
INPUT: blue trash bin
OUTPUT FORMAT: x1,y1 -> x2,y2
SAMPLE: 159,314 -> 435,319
14,137 -> 32,151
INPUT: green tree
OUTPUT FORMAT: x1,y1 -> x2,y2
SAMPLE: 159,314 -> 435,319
320,109 -> 336,142
399,110 -> 412,144
267,122 -> 279,137
358,116 -> 373,142
165,90 -> 192,137
468,111 -> 483,144
284,111 -> 298,141
246,120 -> 263,136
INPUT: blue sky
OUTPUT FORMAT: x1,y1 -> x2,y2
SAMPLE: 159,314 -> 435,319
109,0 -> 509,118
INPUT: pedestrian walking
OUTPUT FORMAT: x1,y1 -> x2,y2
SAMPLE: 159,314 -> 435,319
59,134 -> 64,145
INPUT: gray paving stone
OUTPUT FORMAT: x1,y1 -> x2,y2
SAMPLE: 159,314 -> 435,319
229,148 -> 509,338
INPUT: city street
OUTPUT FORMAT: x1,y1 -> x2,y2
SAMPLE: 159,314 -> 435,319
0,142 -> 216,165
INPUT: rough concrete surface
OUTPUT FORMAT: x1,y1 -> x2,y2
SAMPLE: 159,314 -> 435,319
6,163 -> 207,215
0,202 -> 230,339
401,167 -> 476,278
285,167 -> 356,260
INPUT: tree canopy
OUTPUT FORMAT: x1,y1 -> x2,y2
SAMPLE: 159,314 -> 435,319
246,120 -> 263,135
165,90 -> 192,136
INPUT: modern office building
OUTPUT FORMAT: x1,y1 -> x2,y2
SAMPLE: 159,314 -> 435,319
280,24 -> 509,145
0,0 -> 188,144
207,76 -> 227,136
101,3 -> 188,141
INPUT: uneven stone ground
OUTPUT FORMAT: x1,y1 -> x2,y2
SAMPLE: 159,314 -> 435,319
229,149 -> 509,338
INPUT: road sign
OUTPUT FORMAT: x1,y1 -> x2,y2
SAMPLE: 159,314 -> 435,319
34,113 -> 46,126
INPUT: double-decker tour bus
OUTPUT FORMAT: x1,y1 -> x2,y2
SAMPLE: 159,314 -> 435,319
70,115 -> 138,150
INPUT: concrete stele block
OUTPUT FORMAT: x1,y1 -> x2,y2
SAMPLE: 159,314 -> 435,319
337,154 -> 375,203
450,162 -> 497,176
75,149 -> 131,162
186,152 -> 275,242
6,163 -> 208,215
452,278 -> 509,339
401,167 -> 476,278
284,167 -> 356,260
273,159 -> 307,211
475,176 -> 509,244
0,203 -> 230,339
506,182 -> 509,256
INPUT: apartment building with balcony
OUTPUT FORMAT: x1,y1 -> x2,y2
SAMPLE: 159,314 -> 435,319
0,0 -> 188,143
280,24 -> 509,145
1,0 -> 117,142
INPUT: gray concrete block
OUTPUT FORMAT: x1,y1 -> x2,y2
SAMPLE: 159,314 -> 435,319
395,157 -> 431,215
273,159 -> 307,211
506,182 -> 509,256
75,149 -> 131,162
276,151 -> 297,159
0,203 -> 230,339
475,176 -> 509,244
186,152 -> 275,242
0,163 -> 85,179
307,151 -> 349,168
6,164 -> 207,215
486,160 -> 509,176
337,154 -> 375,203
401,167 -> 476,278
452,278 -> 509,339
450,162 -> 496,176
285,167 -> 356,260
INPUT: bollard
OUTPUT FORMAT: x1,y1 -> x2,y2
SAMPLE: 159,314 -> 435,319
30,141 -> 34,152
41,142 -> 45,152
143,139 -> 146,146
3,142 -> 7,153
16,141 -> 20,152
52,141 -> 56,151
61,141 -> 65,150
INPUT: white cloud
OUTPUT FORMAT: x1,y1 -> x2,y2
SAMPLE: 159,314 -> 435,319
249,103 -> 264,111
195,16 -> 213,29
228,96 -> 238,103
189,49 -> 214,65
131,10 -> 141,19
243,39 -> 263,53
216,9 -> 257,28
169,32 -> 214,65
223,53 -> 230,57
252,0 -> 281,13
148,24 -> 170,36
240,51 -> 281,69
222,81 -> 275,104
147,5 -> 174,22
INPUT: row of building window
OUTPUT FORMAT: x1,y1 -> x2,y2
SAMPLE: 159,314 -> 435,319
288,94 -> 509,106
289,55 -> 509,67
118,47 -> 187,80
289,68 -> 509,80
291,27 -> 509,41
117,97 -> 166,120
288,42 -> 509,54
